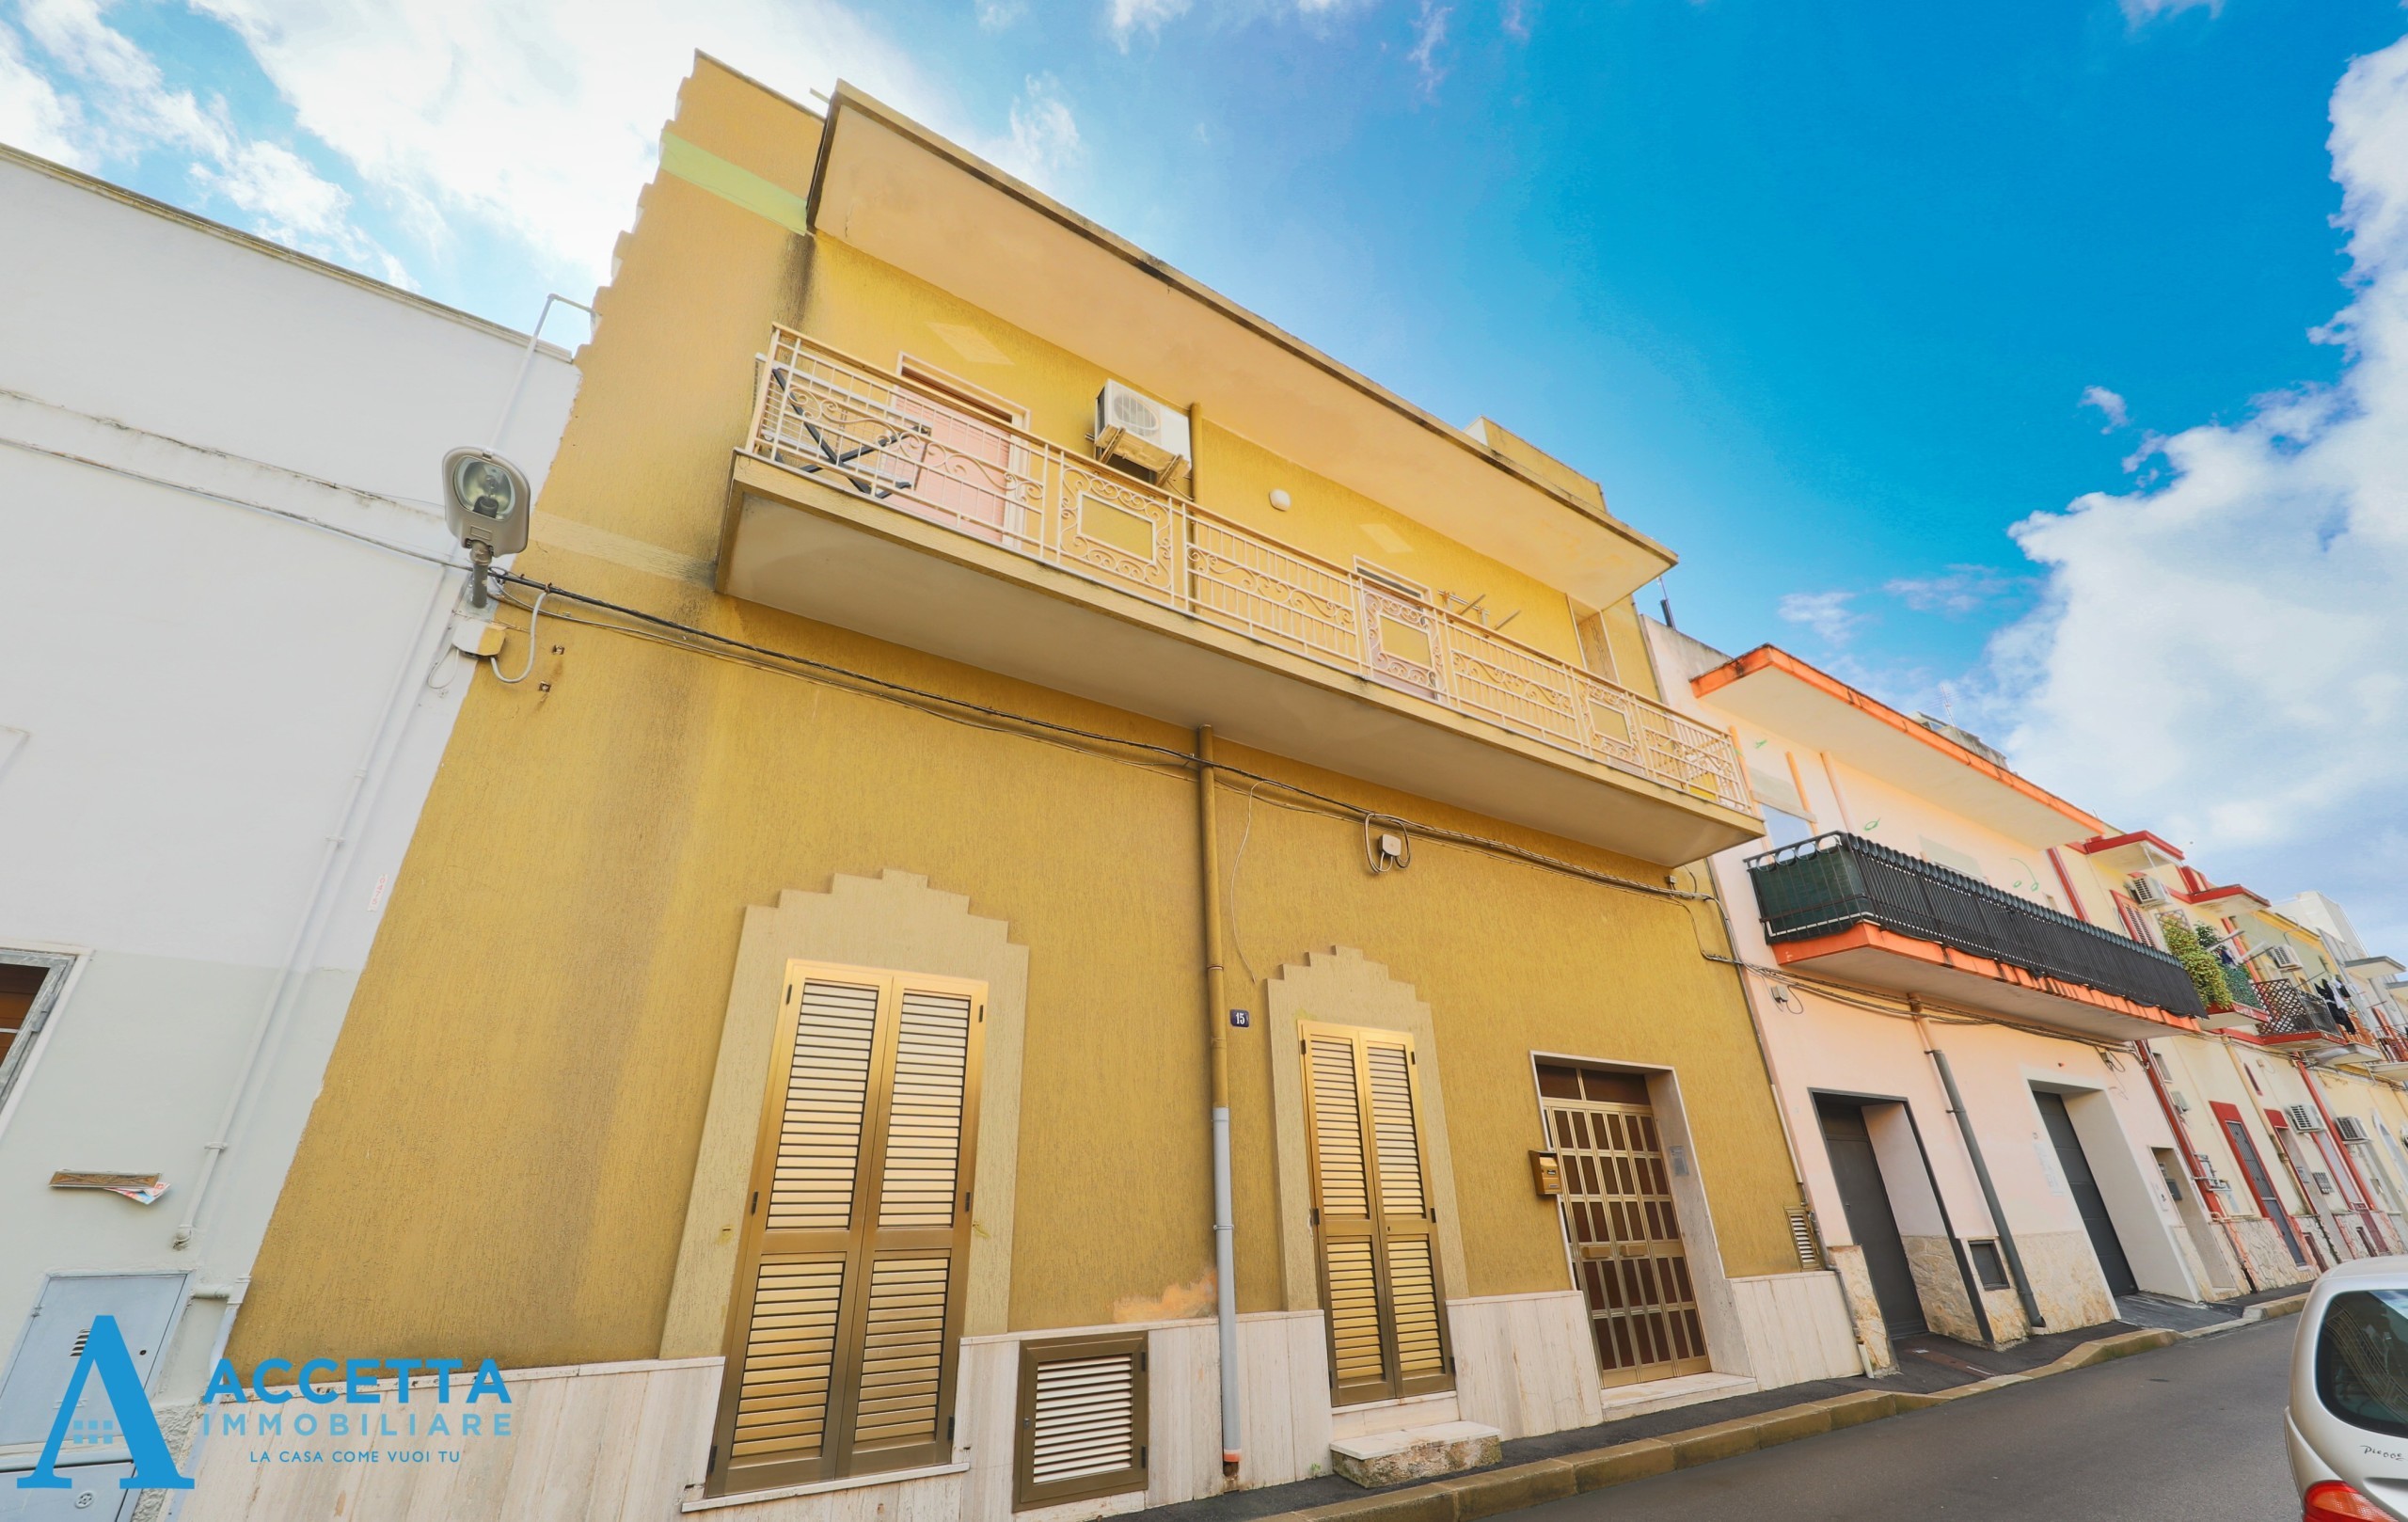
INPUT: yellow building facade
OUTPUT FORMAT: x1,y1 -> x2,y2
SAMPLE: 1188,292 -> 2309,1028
192,56 -> 1861,1522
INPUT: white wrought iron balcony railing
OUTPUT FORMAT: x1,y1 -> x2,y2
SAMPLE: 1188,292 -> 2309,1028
745,326 -> 1752,816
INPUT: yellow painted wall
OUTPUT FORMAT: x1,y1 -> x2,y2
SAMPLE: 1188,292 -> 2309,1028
796,238 -> 1590,669
230,55 -> 1797,1374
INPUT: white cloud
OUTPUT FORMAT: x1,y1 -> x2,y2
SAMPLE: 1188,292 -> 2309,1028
189,137 -> 411,281
2121,0 -> 2220,24
1406,0 -> 1450,93
975,0 -> 1026,28
1006,73 -> 1081,177
1108,0 -> 1191,45
0,20 -> 87,166
2080,384 -> 2130,430
1778,590 -> 1864,645
161,0 -> 955,291
1885,565 -> 2018,616
12,0 -> 407,275
19,0 -> 231,160
1998,34 -> 2408,947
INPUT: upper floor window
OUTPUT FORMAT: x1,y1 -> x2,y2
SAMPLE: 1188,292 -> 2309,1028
0,954 -> 72,1116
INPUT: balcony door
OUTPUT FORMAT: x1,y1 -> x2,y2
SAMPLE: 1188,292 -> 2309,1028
711,962 -> 985,1497
1302,1023 -> 1453,1404
895,362 -> 1024,546
1541,1064 -> 1711,1387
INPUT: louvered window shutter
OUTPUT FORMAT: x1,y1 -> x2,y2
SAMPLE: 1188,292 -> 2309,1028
1011,1333 -> 1149,1509
713,964 -> 986,1497
1300,1023 -> 1453,1404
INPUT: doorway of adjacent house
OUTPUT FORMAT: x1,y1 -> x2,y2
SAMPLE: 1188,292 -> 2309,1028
1814,1098 -> 1925,1338
2033,1090 -> 2139,1296
1537,1063 -> 1709,1387
2213,1102 -> 2307,1266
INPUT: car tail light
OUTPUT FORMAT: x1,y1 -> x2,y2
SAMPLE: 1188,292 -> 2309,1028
2305,1482 -> 2392,1521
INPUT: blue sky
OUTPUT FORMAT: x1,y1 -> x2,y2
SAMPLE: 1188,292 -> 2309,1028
8,0 -> 2408,944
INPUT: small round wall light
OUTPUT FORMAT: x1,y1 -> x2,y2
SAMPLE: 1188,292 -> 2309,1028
1269,488 -> 1292,511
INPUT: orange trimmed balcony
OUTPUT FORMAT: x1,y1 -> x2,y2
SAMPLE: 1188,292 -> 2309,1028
716,326 -> 1763,864
1746,832 -> 2206,1040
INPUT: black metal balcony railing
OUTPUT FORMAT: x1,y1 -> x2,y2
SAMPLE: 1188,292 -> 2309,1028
2254,977 -> 2353,1041
1746,832 -> 2208,1020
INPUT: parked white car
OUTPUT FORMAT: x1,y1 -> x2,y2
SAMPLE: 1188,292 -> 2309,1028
2292,1258 -> 2408,1520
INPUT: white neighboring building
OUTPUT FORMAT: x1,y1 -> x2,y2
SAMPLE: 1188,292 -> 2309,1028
0,145 -> 577,1507
1643,624 -> 2223,1366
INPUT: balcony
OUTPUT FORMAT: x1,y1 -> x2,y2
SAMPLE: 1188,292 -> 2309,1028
717,327 -> 1761,864
2248,976 -> 2363,1056
1746,832 -> 2206,1039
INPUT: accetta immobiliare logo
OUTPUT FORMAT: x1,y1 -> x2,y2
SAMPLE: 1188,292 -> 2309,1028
14,1316 -> 515,1497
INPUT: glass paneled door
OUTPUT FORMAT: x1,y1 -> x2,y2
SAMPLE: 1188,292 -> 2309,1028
1537,1064 -> 1710,1387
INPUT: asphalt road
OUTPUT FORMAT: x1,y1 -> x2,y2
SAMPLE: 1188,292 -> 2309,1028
1519,1317 -> 2300,1521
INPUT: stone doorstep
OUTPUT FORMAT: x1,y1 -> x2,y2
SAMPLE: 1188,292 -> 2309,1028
1276,1319 -> 2258,1522
1329,1422 -> 1504,1488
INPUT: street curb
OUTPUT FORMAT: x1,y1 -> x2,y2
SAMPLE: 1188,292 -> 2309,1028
2174,1291 -> 2310,1340
1266,1316 -> 2277,1522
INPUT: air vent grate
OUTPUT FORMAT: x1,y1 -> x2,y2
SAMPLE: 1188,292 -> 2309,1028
1014,1334 -> 1149,1510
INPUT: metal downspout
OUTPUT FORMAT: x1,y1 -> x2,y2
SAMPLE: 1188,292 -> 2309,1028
2135,1041 -> 2259,1293
2216,1038 -> 2327,1268
2298,1058 -> 2391,1253
1898,1104 -> 1996,1348
172,563 -> 463,1249
1690,867 -> 1878,1368
1196,727 -> 1242,1479
1915,1008 -> 2047,1333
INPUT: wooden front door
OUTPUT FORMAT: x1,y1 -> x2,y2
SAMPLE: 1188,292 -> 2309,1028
711,962 -> 986,1497
1539,1064 -> 1710,1387
1302,1022 -> 1453,1405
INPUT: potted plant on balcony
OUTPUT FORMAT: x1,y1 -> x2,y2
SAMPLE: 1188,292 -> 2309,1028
2160,915 -> 2240,1013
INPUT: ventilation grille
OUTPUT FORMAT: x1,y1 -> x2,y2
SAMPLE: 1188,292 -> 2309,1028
1786,1205 -> 1823,1270
1014,1335 -> 1148,1510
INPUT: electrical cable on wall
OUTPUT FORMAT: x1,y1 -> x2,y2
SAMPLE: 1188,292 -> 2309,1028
481,568 -> 1722,912
489,588 -> 550,685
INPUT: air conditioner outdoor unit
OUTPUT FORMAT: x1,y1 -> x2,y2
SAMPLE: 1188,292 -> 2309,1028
2128,876 -> 2167,906
2267,945 -> 2305,972
2337,1116 -> 2372,1144
1093,381 -> 1193,492
2287,1103 -> 2325,1133
2170,1090 -> 2191,1113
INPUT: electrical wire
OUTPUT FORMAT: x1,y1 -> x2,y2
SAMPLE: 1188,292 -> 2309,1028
1229,782 -> 1266,988
484,568 -> 1722,912
0,431 -> 468,573
1705,948 -> 2143,1054
1362,813 -> 1414,875
489,588 -> 550,684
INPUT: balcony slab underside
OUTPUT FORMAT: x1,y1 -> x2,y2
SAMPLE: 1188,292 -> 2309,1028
721,455 -> 1760,865
1768,923 -> 2198,1041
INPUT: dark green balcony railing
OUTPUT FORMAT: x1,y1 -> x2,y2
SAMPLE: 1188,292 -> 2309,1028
1746,832 -> 2207,1020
